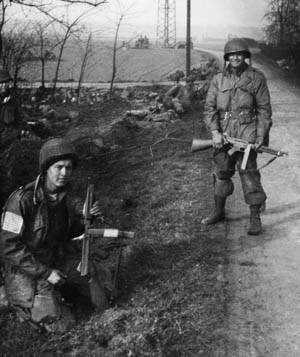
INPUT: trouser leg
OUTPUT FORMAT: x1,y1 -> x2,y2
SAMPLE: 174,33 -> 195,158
57,258 -> 110,312
4,267 -> 75,333
31,279 -> 76,333
248,204 -> 262,235
238,151 -> 266,206
201,179 -> 234,225
237,152 -> 266,235
201,148 -> 235,225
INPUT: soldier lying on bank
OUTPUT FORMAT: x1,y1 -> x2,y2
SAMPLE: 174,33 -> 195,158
0,138 -> 110,333
163,75 -> 197,114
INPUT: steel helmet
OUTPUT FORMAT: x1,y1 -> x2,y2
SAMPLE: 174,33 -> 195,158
0,68 -> 12,83
224,38 -> 251,61
39,138 -> 78,172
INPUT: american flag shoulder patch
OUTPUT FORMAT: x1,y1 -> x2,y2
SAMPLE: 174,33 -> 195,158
2,211 -> 23,234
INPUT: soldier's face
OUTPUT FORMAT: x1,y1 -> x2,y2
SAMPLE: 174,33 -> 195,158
46,159 -> 73,192
228,52 -> 245,68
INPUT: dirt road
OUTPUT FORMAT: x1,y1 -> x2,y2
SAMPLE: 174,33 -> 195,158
208,55 -> 300,356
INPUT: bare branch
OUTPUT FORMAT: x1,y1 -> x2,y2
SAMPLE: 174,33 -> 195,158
56,0 -> 108,5
10,0 -> 107,6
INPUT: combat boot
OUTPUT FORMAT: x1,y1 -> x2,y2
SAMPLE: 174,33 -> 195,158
201,196 -> 226,225
247,205 -> 262,235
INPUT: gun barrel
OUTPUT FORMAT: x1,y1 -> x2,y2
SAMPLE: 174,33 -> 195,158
259,146 -> 288,156
191,138 -> 214,152
225,135 -> 288,156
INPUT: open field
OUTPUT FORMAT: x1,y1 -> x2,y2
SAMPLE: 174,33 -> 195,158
21,46 -> 212,84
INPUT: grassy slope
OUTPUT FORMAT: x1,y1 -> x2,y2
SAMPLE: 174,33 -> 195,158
0,95 -> 230,356
0,45 -> 231,355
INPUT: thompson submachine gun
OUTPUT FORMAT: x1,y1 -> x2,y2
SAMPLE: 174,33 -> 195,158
77,181 -> 135,302
191,133 -> 288,170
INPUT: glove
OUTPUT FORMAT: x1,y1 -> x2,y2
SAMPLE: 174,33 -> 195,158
254,137 -> 264,152
212,130 -> 223,149
47,269 -> 67,285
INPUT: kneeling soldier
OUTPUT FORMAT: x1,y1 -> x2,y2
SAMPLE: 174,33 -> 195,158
0,138 -> 109,333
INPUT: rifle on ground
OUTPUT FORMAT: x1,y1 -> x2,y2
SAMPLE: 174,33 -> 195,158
191,133 -> 288,170
77,181 -> 135,304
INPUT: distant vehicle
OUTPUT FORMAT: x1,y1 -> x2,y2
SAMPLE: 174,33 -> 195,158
176,41 -> 194,49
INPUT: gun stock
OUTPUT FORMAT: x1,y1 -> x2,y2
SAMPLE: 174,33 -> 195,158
191,138 -> 213,152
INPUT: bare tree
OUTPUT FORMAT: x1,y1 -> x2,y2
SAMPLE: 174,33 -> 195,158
32,20 -> 58,88
0,0 -> 108,59
0,1 -> 9,58
110,12 -> 124,94
2,21 -> 34,87
108,0 -> 135,94
51,14 -> 86,93
264,0 -> 300,46
264,0 -> 300,67
77,32 -> 93,100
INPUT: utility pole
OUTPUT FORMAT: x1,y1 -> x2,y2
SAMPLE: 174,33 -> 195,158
186,0 -> 191,77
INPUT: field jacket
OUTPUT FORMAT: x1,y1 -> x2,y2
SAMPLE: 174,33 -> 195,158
204,63 -> 272,144
0,175 -> 84,280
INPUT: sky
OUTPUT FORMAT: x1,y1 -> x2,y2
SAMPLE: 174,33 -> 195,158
10,0 -> 269,40
91,0 -> 269,39
130,0 -> 268,27
97,0 -> 269,40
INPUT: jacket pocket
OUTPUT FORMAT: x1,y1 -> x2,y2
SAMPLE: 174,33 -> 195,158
26,226 -> 47,252
238,121 -> 257,143
30,216 -> 47,245
216,83 -> 233,110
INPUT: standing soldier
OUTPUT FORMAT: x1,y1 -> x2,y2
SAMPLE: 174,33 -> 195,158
202,38 -> 272,235
0,138 -> 110,333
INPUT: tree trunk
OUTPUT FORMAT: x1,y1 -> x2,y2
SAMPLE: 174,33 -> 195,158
109,14 -> 123,95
